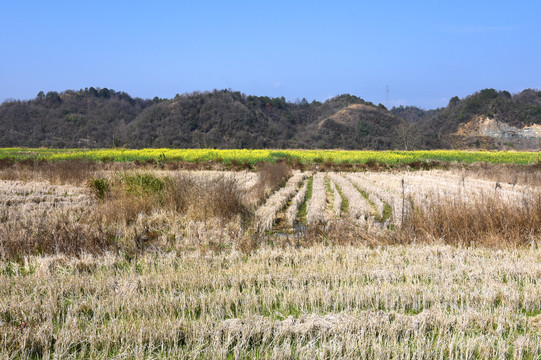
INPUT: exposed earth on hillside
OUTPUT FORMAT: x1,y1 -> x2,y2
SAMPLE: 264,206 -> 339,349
453,116 -> 541,150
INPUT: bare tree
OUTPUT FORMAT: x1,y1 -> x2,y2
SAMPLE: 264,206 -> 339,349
394,121 -> 420,150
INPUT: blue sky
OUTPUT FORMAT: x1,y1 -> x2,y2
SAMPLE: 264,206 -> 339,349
1,0 -> 539,109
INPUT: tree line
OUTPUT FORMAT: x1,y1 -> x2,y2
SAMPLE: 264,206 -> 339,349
1,87 -> 540,150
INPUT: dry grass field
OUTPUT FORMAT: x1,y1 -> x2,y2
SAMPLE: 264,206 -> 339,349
1,160 -> 540,358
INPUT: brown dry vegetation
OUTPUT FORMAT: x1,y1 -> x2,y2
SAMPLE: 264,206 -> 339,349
402,193 -> 541,247
0,162 -> 293,259
252,161 -> 292,200
1,245 -> 541,358
1,161 -> 541,358
0,161 -> 540,259
0,159 -> 99,185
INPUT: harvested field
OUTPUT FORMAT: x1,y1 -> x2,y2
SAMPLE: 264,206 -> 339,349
1,162 -> 540,358
0,180 -> 90,223
0,166 -> 540,250
1,245 -> 541,358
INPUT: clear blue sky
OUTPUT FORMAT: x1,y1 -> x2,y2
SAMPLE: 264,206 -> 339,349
1,0 -> 540,109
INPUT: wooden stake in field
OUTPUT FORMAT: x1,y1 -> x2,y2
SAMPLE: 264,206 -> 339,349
400,178 -> 406,225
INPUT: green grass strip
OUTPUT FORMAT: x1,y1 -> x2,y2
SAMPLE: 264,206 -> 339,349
297,176 -> 313,225
333,183 -> 348,215
382,203 -> 393,223
324,177 -> 333,211
352,184 -> 392,223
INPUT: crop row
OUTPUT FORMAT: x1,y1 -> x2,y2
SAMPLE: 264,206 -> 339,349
255,169 -> 540,232
254,172 -> 307,233
306,173 -> 327,225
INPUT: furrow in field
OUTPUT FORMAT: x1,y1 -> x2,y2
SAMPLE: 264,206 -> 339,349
346,174 -> 387,219
284,180 -> 308,226
255,172 -> 307,233
329,180 -> 342,218
328,173 -> 372,220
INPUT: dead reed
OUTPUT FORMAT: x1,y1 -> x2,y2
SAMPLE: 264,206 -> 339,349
252,162 -> 292,200
0,159 -> 99,185
401,191 -> 541,247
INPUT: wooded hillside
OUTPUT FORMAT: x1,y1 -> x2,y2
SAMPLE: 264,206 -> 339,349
1,87 -> 540,150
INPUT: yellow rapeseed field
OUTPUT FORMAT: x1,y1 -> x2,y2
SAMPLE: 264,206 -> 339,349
0,147 -> 539,164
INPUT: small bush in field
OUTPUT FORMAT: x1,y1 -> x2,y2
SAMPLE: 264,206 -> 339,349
117,172 -> 166,196
88,177 -> 109,200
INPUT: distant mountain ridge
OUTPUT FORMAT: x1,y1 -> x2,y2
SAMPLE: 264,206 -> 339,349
1,87 -> 540,150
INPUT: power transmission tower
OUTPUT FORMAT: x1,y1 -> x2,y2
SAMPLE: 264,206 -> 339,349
385,85 -> 390,109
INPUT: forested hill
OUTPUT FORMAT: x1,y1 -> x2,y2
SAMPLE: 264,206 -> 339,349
391,89 -> 541,149
1,87 -> 540,150
408,88 -> 541,149
0,88 -> 404,149
0,88 -> 153,148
